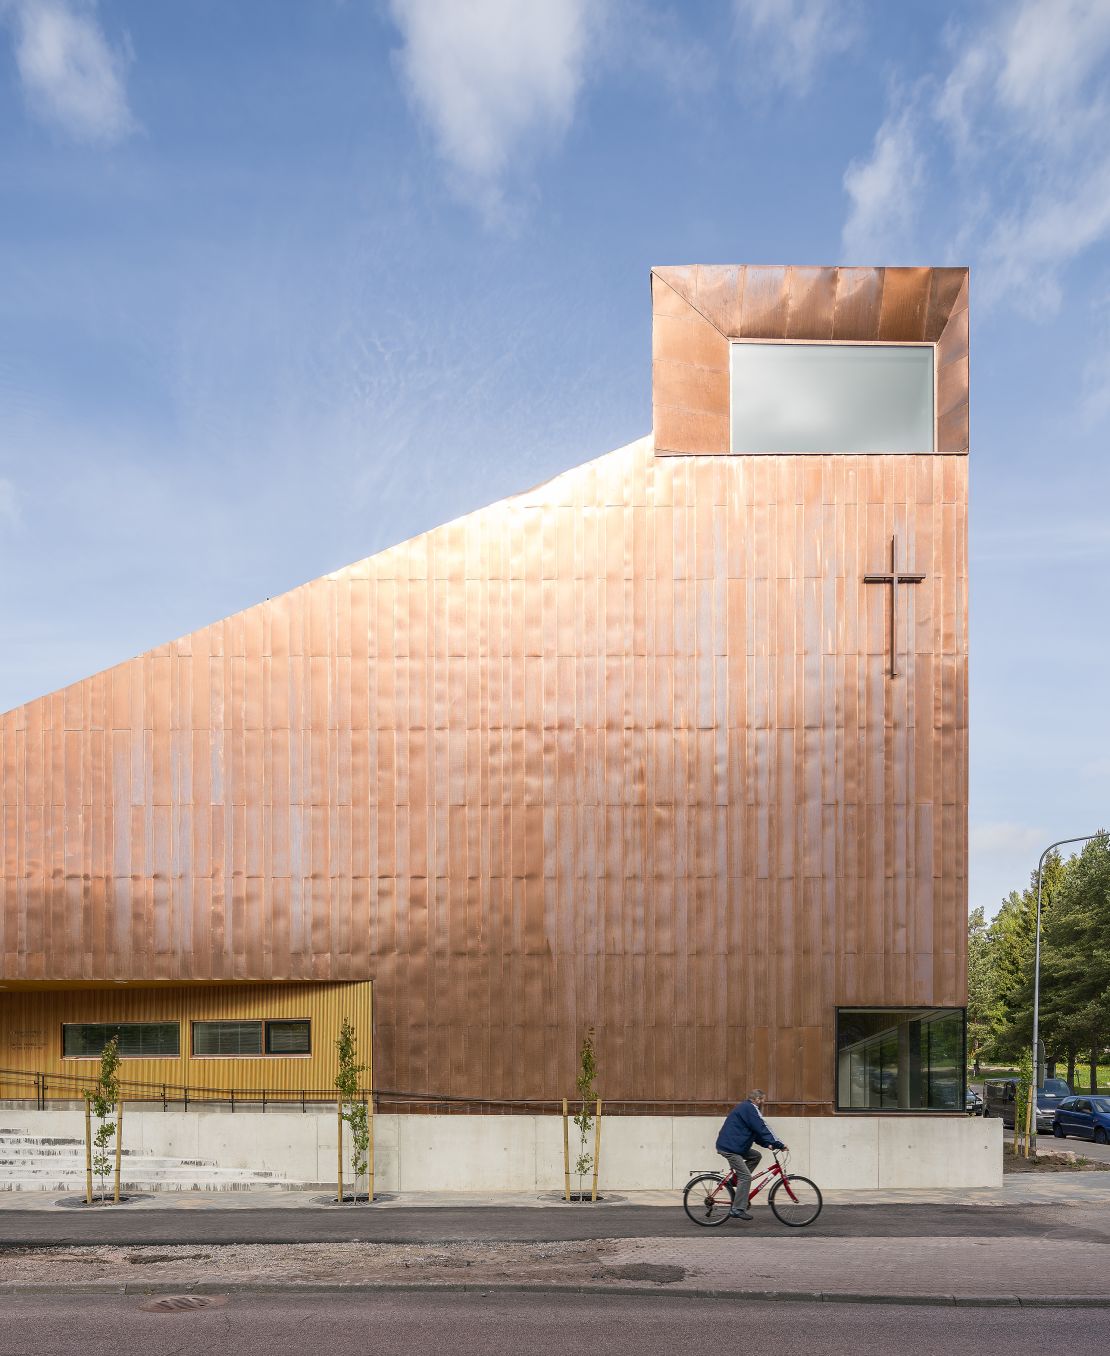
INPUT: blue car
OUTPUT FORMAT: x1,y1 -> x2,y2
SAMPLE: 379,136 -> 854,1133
1053,1095 -> 1110,1145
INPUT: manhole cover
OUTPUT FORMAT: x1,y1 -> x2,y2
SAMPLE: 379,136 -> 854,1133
537,1192 -> 626,1205
139,1295 -> 227,1313
310,1192 -> 396,1206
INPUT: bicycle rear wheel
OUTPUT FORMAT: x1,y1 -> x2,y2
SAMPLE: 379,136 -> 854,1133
768,1174 -> 822,1226
683,1173 -> 734,1227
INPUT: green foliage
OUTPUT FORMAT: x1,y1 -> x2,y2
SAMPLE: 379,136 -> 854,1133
572,1027 -> 598,1195
1039,834 -> 1110,1087
989,851 -> 1067,1059
1013,1046 -> 1033,1146
335,1018 -> 370,1196
967,906 -> 1000,1068
969,834 -> 1110,1086
85,1037 -> 120,1198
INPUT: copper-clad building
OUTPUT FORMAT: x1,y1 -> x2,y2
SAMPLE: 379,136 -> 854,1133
0,266 -> 969,1117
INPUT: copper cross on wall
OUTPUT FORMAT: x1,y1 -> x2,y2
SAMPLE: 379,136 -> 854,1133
864,534 -> 926,679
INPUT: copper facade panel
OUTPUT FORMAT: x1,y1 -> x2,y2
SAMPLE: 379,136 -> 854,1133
1,431 -> 968,1114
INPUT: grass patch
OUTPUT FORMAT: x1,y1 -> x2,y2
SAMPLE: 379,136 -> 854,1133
973,1064 -> 1110,1094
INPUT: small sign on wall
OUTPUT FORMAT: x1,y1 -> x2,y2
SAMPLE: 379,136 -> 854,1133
5,1028 -> 46,1053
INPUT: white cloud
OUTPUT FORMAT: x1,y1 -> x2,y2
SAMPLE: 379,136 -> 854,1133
969,821 -> 1047,916
938,0 -> 1110,153
846,0 -> 1110,313
938,0 -> 1110,311
2,0 -> 135,145
983,158 -> 1110,312
970,822 -> 1045,858
994,0 -> 1110,144
733,0 -> 856,92
841,107 -> 924,262
387,0 -> 597,218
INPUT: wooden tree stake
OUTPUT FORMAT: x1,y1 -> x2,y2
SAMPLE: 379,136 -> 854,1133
591,1097 -> 602,1202
367,1094 -> 374,1203
337,1102 -> 344,1204
84,1099 -> 93,1205
562,1097 -> 571,1202
113,1095 -> 124,1203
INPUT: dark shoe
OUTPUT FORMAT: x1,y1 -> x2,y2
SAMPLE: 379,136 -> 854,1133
729,1208 -> 753,1220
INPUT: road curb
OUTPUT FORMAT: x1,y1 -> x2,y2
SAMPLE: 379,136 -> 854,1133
1,1280 -> 1108,1309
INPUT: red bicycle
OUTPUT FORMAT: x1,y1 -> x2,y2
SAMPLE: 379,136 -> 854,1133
683,1148 -> 822,1227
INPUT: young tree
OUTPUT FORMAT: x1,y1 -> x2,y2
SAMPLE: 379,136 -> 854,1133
335,1018 -> 371,1201
1013,1045 -> 1034,1156
572,1027 -> 598,1200
86,1037 -> 120,1201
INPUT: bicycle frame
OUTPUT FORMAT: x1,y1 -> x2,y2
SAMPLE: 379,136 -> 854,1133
716,1149 -> 799,1205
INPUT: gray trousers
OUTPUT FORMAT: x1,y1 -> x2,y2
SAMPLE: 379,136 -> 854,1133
723,1149 -> 762,1210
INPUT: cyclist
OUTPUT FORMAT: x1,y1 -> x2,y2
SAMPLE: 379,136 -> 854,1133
715,1088 -> 787,1220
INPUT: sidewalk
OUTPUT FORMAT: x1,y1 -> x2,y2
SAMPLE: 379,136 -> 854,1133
3,1172 -> 1110,1210
1,1174 -> 1109,1305
1,1232 -> 1108,1306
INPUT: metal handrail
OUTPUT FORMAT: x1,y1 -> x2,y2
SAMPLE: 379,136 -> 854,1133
0,1065 -> 825,1116
0,1065 -> 366,1113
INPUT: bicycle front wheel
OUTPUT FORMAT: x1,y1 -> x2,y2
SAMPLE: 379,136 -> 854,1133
683,1173 -> 734,1227
768,1174 -> 822,1226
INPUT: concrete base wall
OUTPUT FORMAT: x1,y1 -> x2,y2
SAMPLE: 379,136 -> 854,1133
0,1110 -> 1003,1190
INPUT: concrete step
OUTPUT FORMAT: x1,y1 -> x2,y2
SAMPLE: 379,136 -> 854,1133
0,1137 -> 85,1147
0,1148 -> 160,1159
0,1119 -> 321,1192
0,1179 -> 303,1193
0,1138 -> 297,1192
0,1161 -> 278,1175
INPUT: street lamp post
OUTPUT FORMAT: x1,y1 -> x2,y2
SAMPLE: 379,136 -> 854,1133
1029,833 -> 1102,1157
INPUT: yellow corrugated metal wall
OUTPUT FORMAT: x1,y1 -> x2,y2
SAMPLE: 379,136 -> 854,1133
0,981 -> 371,1096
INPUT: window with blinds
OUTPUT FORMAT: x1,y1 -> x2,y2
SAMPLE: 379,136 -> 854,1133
192,1020 -> 264,1057
191,1019 -> 311,1056
265,1020 -> 311,1055
62,1022 -> 180,1059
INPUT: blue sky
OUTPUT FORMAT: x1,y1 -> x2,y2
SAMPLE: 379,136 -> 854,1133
1,0 -> 1108,917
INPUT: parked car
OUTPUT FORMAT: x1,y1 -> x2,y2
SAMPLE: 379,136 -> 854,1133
966,1087 -> 984,1115
1052,1096 -> 1110,1144
983,1077 -> 1071,1131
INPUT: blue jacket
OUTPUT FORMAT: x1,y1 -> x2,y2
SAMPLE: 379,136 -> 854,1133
716,1100 -> 785,1156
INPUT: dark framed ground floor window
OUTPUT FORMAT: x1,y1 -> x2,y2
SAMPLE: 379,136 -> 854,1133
62,1022 -> 180,1059
836,1007 -> 965,1111
192,1019 -> 311,1057
265,1020 -> 311,1055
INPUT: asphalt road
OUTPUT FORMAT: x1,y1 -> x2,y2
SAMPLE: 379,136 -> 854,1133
2,1201 -> 1109,1247
0,1292 -> 1102,1356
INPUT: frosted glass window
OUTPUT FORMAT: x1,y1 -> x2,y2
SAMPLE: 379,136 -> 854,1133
730,343 -> 934,454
